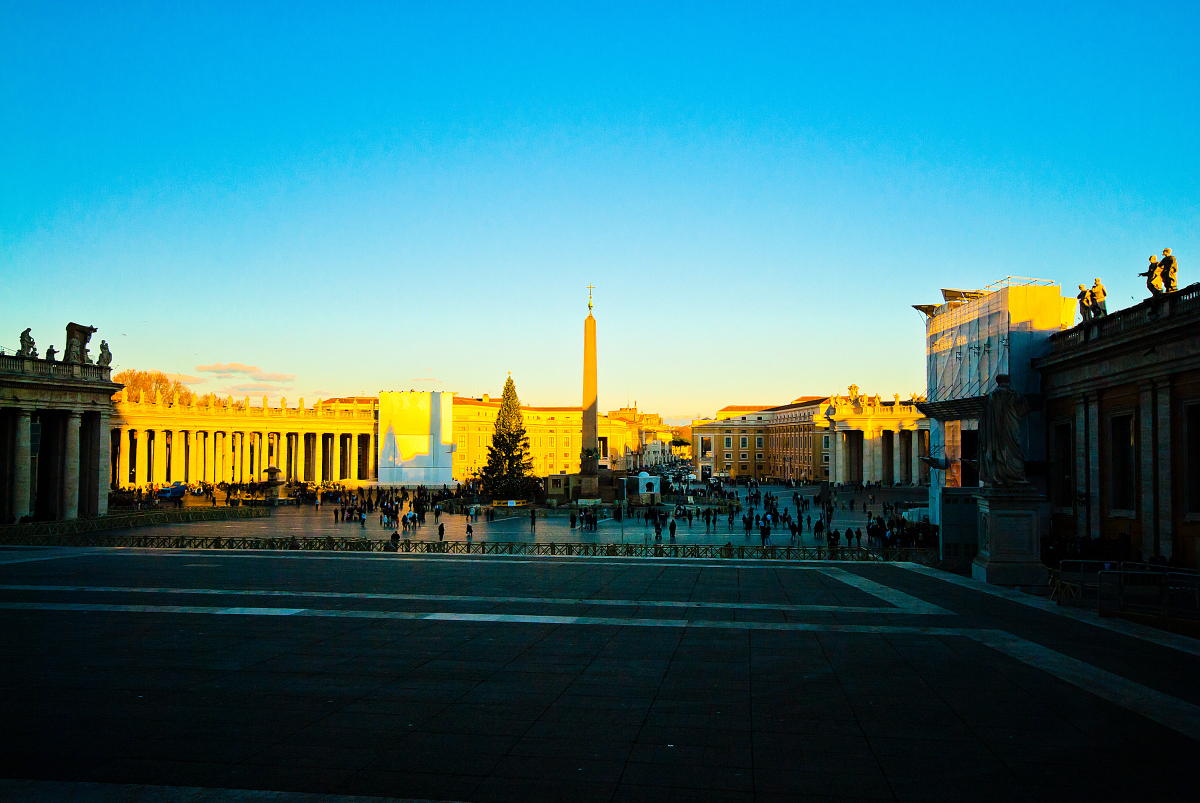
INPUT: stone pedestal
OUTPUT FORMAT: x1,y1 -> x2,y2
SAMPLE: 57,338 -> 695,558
580,475 -> 599,499
972,485 -> 1049,586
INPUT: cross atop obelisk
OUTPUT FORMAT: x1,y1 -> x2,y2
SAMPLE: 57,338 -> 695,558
587,284 -> 595,312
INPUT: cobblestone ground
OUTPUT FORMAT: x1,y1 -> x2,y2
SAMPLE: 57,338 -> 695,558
0,543 -> 1196,802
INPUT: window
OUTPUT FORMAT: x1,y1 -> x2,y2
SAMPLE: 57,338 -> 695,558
755,436 -> 763,448
822,454 -> 829,464
700,436 -> 713,458
1109,413 -> 1136,513
724,436 -> 732,448
725,453 -> 732,460
740,453 -> 748,460
1050,421 -> 1073,508
756,453 -> 763,460
1186,403 -> 1200,515
823,435 -> 830,449
740,436 -> 748,448
739,464 -> 748,471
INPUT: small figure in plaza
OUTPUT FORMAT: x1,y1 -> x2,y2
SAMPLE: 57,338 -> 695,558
18,328 -> 36,358
1076,285 -> 1093,322
1160,248 -> 1178,293
1140,255 -> 1164,297
45,345 -> 57,362
97,340 -> 112,367
979,374 -> 1031,487
1090,278 -> 1108,317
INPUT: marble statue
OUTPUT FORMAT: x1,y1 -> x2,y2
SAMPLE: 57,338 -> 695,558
64,322 -> 97,364
979,374 -> 1031,487
45,346 -> 57,362
1090,278 -> 1108,317
1076,285 -> 1092,322
97,340 -> 112,367
1161,248 -> 1178,293
1140,256 -> 1164,297
18,328 -> 35,358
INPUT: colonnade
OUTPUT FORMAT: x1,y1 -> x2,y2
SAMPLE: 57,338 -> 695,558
2,407 -> 112,522
109,427 -> 376,488
828,425 -> 929,487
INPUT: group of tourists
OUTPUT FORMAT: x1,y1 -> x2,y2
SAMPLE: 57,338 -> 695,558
569,508 -> 601,531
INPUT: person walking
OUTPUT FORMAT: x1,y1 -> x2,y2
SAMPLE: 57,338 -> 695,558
529,507 -> 536,532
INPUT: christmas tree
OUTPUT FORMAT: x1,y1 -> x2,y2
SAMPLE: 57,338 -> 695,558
479,375 -> 540,500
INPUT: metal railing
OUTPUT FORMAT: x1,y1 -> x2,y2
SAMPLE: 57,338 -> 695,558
0,507 -> 272,540
0,528 -> 936,562
1098,571 -> 1200,622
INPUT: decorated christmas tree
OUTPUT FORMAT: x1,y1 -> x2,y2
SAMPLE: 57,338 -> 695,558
479,375 -> 540,500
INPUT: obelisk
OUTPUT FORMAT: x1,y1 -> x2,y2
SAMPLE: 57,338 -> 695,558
581,285 -> 599,497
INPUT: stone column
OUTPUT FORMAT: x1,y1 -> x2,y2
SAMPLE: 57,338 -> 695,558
333,433 -> 343,481
1087,394 -> 1101,538
63,412 -> 81,520
153,431 -> 167,485
222,431 -> 233,483
116,427 -> 130,489
261,431 -> 269,474
911,429 -> 921,487
1156,384 -> 1172,560
297,433 -> 306,482
1074,399 -> 1088,539
12,410 -> 32,521
170,431 -> 183,483
135,430 -> 149,487
1139,385 -> 1156,561
239,432 -> 250,483
97,415 -> 111,515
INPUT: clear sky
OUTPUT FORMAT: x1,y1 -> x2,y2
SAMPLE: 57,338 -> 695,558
3,2 -> 1196,423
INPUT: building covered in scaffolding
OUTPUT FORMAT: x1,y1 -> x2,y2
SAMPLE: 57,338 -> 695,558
912,278 -> 1076,562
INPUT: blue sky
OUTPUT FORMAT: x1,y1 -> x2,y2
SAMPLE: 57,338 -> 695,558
3,2 -> 1196,422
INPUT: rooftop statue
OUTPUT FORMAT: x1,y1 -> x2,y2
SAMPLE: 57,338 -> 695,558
1140,256 -> 1164,297
1076,285 -> 1092,322
979,374 -> 1031,487
64,323 -> 97,364
18,328 -> 36,358
1160,248 -> 1178,293
97,340 -> 112,367
45,346 -> 57,362
1090,278 -> 1108,317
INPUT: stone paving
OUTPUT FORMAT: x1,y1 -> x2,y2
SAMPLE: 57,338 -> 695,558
1,545 -> 1195,802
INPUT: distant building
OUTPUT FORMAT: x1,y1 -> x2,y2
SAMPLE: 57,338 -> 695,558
691,392 -> 927,485
913,278 -> 1077,560
108,390 -> 674,489
1033,283 -> 1200,565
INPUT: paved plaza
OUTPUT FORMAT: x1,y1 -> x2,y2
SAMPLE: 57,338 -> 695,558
1,545 -> 1197,802
152,485 -> 923,546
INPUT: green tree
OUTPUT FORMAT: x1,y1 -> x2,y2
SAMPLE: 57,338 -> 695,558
479,375 -> 540,500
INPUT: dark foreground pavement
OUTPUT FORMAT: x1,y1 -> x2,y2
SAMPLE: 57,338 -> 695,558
0,547 -> 1197,802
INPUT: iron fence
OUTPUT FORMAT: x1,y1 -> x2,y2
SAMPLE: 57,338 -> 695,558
0,528 -> 936,563
0,507 -> 272,541
1098,571 -> 1200,622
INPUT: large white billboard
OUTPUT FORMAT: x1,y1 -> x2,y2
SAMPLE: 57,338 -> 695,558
377,391 -> 456,486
